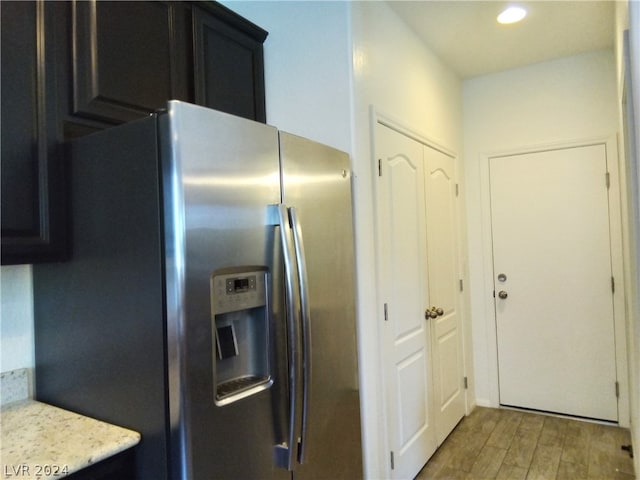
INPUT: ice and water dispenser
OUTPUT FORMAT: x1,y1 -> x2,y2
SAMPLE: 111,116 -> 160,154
211,267 -> 272,406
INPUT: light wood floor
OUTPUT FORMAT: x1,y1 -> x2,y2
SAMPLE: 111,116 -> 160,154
415,407 -> 635,480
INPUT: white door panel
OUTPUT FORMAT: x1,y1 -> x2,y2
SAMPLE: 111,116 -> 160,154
375,123 -> 436,480
374,122 -> 466,478
434,316 -> 460,407
396,349 -> 429,446
424,146 -> 465,444
490,144 -> 618,421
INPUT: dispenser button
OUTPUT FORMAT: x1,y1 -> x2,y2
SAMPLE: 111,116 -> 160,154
216,324 -> 239,360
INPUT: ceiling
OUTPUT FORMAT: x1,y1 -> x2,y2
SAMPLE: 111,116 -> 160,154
386,1 -> 615,79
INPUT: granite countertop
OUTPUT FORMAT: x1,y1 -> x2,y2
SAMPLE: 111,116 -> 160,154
1,370 -> 140,480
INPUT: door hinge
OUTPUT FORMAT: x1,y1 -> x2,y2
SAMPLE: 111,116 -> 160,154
384,303 -> 389,321
464,376 -> 468,389
615,381 -> 620,398
378,159 -> 382,177
460,279 -> 464,292
390,451 -> 395,470
455,183 -> 459,197
612,276 -> 615,293
606,172 -> 610,189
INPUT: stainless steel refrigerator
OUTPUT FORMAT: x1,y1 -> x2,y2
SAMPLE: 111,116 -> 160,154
33,101 -> 363,480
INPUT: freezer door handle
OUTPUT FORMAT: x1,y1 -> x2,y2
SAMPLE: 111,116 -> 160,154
289,207 -> 311,464
273,204 -> 303,471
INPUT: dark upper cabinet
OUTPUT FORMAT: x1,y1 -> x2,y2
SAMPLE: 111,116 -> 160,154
1,1 -> 68,264
71,0 -> 267,125
193,3 -> 267,122
71,1 -> 189,123
1,1 -> 268,265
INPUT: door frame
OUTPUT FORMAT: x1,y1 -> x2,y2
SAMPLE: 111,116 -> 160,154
478,135 -> 630,427
371,107 -> 473,477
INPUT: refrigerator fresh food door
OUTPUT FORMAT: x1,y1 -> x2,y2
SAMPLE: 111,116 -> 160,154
160,101 -> 290,480
279,132 -> 364,479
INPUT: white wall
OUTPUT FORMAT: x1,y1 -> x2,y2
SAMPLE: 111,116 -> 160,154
617,0 -> 640,474
463,50 -> 620,408
350,3 -> 463,477
220,0 -> 352,153
1,266 -> 35,372
615,0 -> 639,447
630,2 -> 640,474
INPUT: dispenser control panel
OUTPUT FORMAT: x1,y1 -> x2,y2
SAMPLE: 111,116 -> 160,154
226,275 -> 256,294
212,269 -> 267,314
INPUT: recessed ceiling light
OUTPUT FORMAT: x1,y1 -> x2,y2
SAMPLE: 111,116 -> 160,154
497,6 -> 527,24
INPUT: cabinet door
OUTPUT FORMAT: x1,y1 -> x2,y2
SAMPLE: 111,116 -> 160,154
193,4 -> 267,122
1,1 -> 67,264
72,1 -> 188,124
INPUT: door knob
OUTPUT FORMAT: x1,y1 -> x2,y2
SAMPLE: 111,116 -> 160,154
498,290 -> 508,299
425,307 -> 444,319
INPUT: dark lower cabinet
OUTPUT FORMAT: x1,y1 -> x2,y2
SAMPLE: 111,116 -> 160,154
65,449 -> 135,480
1,0 -> 268,265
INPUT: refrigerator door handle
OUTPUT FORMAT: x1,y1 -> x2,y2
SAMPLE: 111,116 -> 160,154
272,204 -> 303,471
289,207 -> 311,464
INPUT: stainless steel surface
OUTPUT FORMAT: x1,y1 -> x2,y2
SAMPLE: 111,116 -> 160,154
161,101 -> 288,480
52,100 -> 362,480
290,206 -> 312,464
279,131 -> 363,479
158,109 -> 190,480
498,290 -> 509,299
161,101 -> 361,479
273,203 -> 303,471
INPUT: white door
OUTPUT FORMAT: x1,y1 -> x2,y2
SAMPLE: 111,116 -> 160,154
490,144 -> 618,421
423,146 -> 466,444
375,123 -> 437,479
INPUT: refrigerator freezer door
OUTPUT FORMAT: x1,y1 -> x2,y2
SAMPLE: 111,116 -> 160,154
279,132 -> 364,479
161,101 -> 290,480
